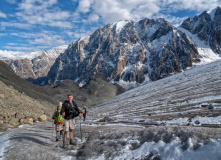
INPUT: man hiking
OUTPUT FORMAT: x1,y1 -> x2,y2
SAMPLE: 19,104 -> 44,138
61,94 -> 81,148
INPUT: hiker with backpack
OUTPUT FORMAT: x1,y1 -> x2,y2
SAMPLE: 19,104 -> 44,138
52,102 -> 64,141
61,94 -> 81,148
82,106 -> 87,121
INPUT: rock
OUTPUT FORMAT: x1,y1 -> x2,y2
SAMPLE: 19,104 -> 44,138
28,17 -> 200,86
98,117 -> 113,122
7,124 -> 15,128
20,119 -> 24,124
24,118 -> 33,125
9,118 -> 19,126
208,104 -> 213,110
39,115 -> 47,122
15,112 -> 24,119
201,103 -> 208,108
181,7 -> 221,55
0,123 -> 8,132
195,120 -> 200,124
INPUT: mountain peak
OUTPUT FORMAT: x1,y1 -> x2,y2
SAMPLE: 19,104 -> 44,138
111,20 -> 131,33
207,6 -> 221,21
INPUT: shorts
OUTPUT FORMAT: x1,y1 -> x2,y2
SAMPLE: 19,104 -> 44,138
64,119 -> 75,132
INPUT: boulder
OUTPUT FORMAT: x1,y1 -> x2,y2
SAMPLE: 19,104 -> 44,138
98,117 -> 114,122
195,120 -> 200,124
15,112 -> 24,119
7,124 -> 15,128
9,117 -> 19,126
39,115 -> 47,122
208,104 -> 214,110
20,119 -> 24,124
24,118 -> 33,125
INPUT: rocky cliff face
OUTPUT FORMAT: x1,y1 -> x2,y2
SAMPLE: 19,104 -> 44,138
3,47 -> 66,80
5,7 -> 221,86
181,6 -> 221,55
37,18 -> 200,86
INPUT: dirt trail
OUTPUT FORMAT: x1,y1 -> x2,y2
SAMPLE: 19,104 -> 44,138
1,120 -> 221,160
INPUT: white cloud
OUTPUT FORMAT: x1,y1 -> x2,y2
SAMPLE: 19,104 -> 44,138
0,22 -> 32,29
0,12 -> 7,18
5,0 -> 18,4
7,31 -> 68,52
0,50 -> 27,58
77,0 -> 93,13
88,14 -> 99,22
7,43 -> 17,46
76,0 -> 221,24
14,0 -> 72,28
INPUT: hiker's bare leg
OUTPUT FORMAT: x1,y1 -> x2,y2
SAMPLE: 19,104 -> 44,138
69,129 -> 73,139
64,131 -> 68,141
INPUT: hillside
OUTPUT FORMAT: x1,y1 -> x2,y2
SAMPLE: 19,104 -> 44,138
0,60 -> 124,109
53,72 -> 125,108
0,79 -> 54,131
0,60 -> 57,105
90,59 -> 221,125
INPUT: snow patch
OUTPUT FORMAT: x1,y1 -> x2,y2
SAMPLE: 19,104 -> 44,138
92,137 -> 221,160
116,80 -> 139,90
0,133 -> 9,160
178,27 -> 221,65
207,7 -> 219,21
111,20 -> 129,34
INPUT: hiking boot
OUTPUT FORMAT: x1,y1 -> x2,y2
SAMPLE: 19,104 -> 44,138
70,138 -> 74,145
63,141 -> 66,148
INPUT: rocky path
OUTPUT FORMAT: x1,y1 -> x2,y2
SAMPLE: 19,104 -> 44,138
0,120 -> 94,160
1,120 -> 221,160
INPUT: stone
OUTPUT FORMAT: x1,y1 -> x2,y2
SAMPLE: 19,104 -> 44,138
20,119 -> 24,124
39,115 -> 47,122
7,124 -> 15,128
98,117 -> 113,122
208,104 -> 213,110
15,112 -> 24,119
9,117 -> 19,126
195,120 -> 200,124
24,118 -> 33,125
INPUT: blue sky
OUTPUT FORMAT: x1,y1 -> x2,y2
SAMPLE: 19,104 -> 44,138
0,0 -> 221,58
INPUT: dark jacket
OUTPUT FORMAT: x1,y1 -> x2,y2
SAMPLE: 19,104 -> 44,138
61,100 -> 81,120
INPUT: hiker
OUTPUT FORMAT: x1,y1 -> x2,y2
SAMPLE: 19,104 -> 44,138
52,102 -> 64,141
61,94 -> 81,148
82,106 -> 87,121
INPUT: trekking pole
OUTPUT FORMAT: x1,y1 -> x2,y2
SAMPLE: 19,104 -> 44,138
52,121 -> 54,141
80,116 -> 82,141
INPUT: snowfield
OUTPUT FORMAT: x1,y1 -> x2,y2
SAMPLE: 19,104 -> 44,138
89,59 -> 221,125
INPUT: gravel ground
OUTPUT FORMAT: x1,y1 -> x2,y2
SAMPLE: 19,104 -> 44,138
1,120 -> 221,160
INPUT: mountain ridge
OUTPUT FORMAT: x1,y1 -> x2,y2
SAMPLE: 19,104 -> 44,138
2,7 -> 221,87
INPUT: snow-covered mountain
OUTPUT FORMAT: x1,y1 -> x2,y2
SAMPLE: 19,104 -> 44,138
179,6 -> 221,64
33,18 -> 201,86
4,7 -> 221,86
2,46 -> 67,79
